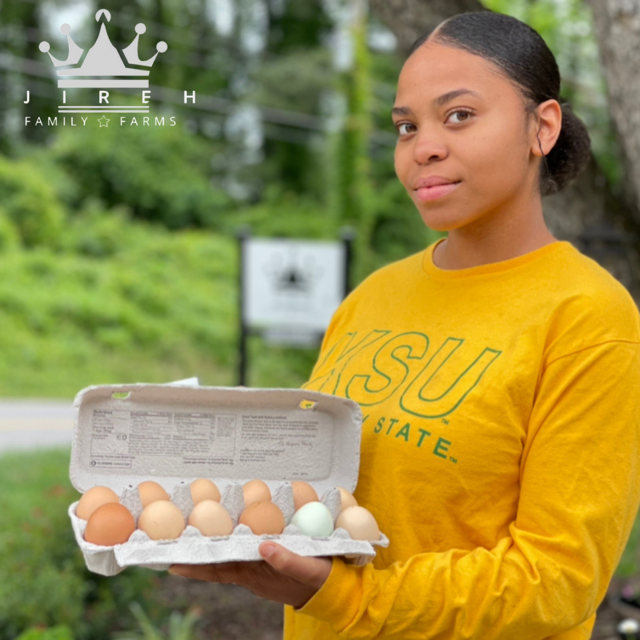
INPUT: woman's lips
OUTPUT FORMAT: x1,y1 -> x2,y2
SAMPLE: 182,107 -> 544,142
415,181 -> 461,202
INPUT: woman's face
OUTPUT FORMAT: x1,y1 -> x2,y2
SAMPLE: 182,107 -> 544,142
392,39 -> 543,234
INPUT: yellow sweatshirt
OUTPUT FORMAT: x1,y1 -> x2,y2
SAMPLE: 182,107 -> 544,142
283,237 -> 640,640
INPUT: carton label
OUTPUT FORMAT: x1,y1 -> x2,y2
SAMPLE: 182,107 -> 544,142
83,407 -> 333,480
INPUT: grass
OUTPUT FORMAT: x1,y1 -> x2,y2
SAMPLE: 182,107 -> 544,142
0,214 -> 321,398
0,448 -> 167,640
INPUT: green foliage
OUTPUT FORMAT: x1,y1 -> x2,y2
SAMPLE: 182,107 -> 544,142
112,602 -> 201,640
237,0 -> 335,197
0,155 -> 66,248
0,206 -> 20,252
0,210 -> 238,396
244,47 -> 336,198
59,199 -> 135,258
248,334 -> 321,389
15,627 -> 75,640
263,0 -> 333,53
0,449 -> 166,640
222,184 -> 340,239
44,119 -> 235,230
325,12 -> 378,286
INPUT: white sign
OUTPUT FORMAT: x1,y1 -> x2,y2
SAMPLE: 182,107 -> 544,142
243,238 -> 345,333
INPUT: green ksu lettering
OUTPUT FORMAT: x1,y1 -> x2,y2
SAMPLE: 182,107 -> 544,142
345,332 -> 429,405
400,337 -> 501,418
302,330 -> 389,395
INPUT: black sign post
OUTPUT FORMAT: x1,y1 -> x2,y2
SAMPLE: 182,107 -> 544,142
236,224 -> 251,387
340,225 -> 356,298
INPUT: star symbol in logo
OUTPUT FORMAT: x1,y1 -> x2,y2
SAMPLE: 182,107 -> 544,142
97,115 -> 110,127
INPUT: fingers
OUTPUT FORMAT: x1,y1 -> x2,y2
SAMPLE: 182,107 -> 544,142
169,561 -> 246,584
169,545 -> 333,594
259,542 -> 332,589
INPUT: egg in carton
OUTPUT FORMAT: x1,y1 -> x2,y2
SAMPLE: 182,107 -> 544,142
68,381 -> 390,576
69,480 -> 390,576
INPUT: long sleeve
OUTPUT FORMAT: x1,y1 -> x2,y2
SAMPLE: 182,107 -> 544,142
294,339 -> 640,639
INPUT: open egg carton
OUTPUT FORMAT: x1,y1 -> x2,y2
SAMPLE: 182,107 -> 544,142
69,378 -> 390,576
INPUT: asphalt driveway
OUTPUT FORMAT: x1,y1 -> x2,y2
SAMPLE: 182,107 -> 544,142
0,399 -> 74,452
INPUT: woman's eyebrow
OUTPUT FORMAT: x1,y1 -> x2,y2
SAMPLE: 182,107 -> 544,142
391,88 -> 482,116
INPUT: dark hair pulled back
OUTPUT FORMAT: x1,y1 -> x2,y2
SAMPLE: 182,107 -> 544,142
409,11 -> 591,197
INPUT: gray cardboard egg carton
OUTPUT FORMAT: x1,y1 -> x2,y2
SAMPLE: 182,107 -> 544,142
69,479 -> 390,576
69,379 -> 389,576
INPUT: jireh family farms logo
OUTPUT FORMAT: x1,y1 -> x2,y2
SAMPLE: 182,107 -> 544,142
24,8 -> 196,128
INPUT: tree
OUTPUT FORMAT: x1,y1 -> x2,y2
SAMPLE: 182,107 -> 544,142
587,0 -> 640,219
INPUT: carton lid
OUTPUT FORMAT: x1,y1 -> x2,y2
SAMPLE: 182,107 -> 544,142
70,383 -> 362,497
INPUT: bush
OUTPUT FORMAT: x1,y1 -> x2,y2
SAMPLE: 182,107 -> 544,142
0,219 -> 240,396
0,156 -> 66,248
0,206 -> 20,252
219,184 -> 341,239
60,199 -> 134,258
44,121 -> 235,230
15,626 -> 75,640
0,449 -> 167,640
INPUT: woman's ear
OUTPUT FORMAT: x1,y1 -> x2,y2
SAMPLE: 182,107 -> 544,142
531,99 -> 563,157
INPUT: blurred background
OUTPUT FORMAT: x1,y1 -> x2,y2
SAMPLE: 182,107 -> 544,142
1,0 -> 640,638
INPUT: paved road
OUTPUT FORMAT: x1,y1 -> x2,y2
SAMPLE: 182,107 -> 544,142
0,399 -> 75,453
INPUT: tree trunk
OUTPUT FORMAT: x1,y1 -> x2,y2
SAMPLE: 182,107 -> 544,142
368,0 -> 640,303
587,0 -> 640,219
369,0 -> 486,54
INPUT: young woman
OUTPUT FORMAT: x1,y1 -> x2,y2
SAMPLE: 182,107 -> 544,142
170,11 -> 640,639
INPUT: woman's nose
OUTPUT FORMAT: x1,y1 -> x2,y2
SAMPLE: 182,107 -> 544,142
413,130 -> 448,164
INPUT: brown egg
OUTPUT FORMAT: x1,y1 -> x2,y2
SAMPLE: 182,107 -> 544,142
188,499 -> 234,536
242,479 -> 271,506
84,503 -> 135,546
335,505 -> 380,541
190,478 -> 221,504
138,500 -> 186,540
337,486 -> 358,512
76,485 -> 120,520
239,500 -> 285,535
137,481 -> 170,507
291,481 -> 318,511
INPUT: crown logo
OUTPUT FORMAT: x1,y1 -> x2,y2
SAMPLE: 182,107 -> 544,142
39,9 -> 168,89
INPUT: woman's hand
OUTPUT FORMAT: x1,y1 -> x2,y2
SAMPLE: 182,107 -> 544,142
168,541 -> 333,609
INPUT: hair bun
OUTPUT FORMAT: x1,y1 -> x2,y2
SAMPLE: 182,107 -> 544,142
542,101 -> 591,196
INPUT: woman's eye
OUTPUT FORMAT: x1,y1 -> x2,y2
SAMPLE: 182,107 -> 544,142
396,122 -> 415,135
447,109 -> 473,124
395,110 -> 474,136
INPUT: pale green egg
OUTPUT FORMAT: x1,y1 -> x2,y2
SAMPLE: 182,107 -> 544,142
290,501 -> 334,537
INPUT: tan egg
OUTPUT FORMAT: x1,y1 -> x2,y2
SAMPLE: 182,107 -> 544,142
291,481 -> 318,511
239,500 -> 285,535
76,485 -> 120,520
190,478 -> 221,504
335,505 -> 380,541
138,500 -> 185,540
137,481 -> 170,508
84,503 -> 135,546
336,486 -> 358,512
188,499 -> 234,537
242,479 -> 271,506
